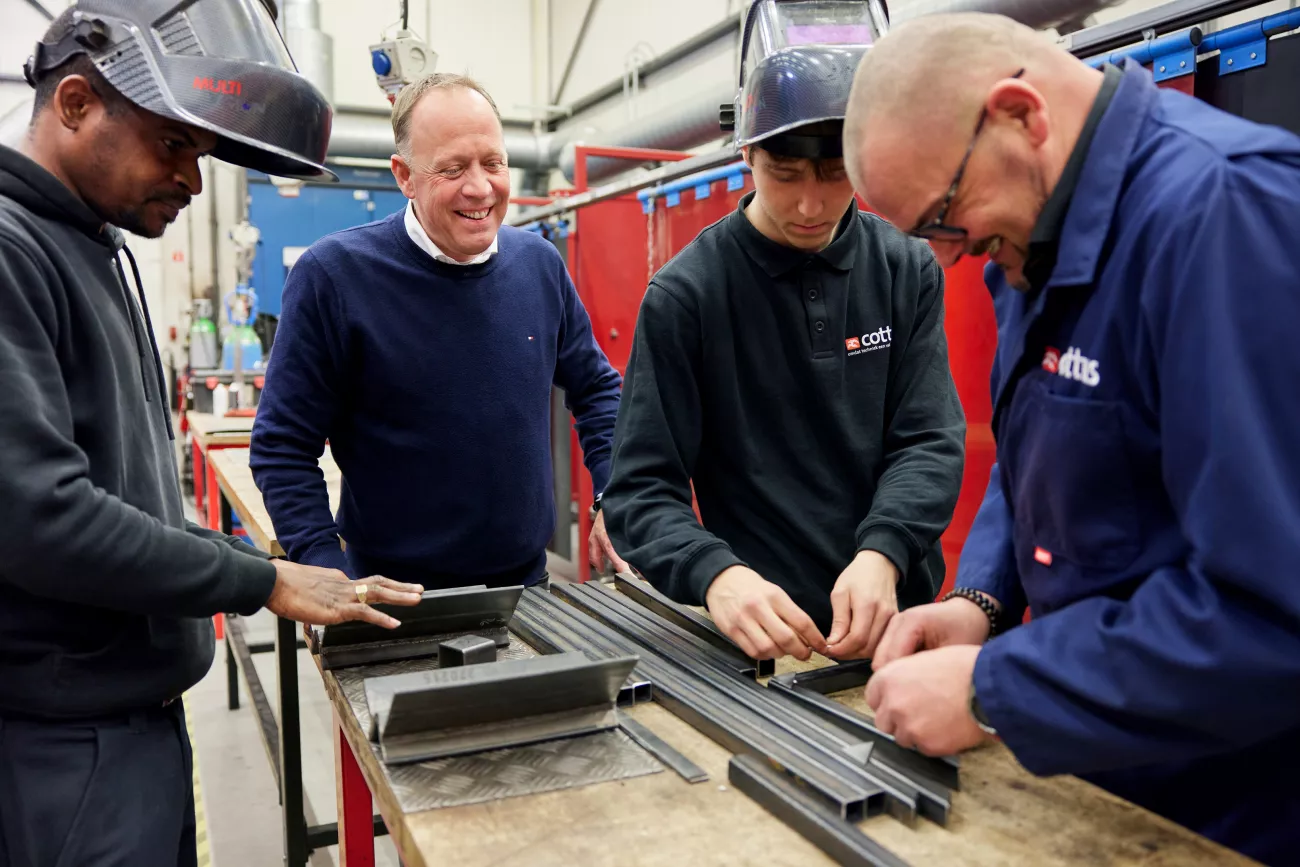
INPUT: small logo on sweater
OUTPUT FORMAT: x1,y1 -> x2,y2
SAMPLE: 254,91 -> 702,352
846,326 -> 892,357
1043,346 -> 1101,387
1034,546 -> 1053,566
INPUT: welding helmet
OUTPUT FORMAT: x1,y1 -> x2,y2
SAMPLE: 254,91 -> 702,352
723,0 -> 888,159
23,0 -> 335,180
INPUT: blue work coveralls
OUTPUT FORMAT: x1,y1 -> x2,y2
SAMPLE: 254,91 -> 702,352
961,61 -> 1300,865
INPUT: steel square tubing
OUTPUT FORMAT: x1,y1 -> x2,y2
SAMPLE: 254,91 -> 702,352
767,678 -> 961,794
552,584 -> 916,823
525,590 -> 880,820
614,574 -> 775,677
569,584 -> 954,824
730,755 -> 911,867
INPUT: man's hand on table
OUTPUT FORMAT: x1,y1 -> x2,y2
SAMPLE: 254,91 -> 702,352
589,511 -> 630,574
705,566 -> 827,661
266,560 -> 424,628
866,644 -> 991,755
824,550 -> 899,660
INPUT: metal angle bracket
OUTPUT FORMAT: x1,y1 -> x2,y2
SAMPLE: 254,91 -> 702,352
781,660 -> 875,695
729,755 -> 911,867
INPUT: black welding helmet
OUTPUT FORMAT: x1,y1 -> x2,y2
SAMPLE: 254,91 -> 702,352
23,0 -> 335,180
725,0 -> 888,159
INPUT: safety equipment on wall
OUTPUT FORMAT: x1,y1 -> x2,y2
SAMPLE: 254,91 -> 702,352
724,0 -> 889,159
23,0 -> 335,180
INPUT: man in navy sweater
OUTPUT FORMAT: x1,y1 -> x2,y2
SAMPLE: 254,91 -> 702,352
845,14 -> 1300,865
251,73 -> 625,588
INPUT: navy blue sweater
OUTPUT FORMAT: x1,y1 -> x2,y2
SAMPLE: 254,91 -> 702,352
250,211 -> 621,586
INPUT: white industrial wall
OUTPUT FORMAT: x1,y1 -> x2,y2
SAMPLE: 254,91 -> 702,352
2,0 -> 1296,367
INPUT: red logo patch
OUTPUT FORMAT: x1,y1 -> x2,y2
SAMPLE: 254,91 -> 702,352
1042,347 -> 1061,374
845,337 -> 861,351
193,76 -> 242,96
1034,547 -> 1053,566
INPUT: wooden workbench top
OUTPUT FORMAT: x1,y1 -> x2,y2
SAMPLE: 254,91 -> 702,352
186,412 -> 259,448
211,448 -> 1254,867
207,446 -> 339,557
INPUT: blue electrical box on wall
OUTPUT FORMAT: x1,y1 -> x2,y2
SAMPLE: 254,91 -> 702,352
247,167 -> 409,316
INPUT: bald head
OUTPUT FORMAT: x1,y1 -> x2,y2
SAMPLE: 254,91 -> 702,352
842,12 -> 1105,286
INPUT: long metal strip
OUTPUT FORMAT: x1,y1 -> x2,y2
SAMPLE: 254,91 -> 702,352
729,755 -> 912,867
568,584 -> 954,826
554,584 -> 914,822
614,574 -> 775,677
618,715 -> 710,784
524,589 -> 879,820
785,660 -> 874,695
767,677 -> 961,793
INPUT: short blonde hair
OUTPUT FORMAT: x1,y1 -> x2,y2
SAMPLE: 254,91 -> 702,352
391,72 -> 501,157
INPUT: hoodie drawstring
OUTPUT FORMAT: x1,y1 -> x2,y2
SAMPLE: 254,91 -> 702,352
113,245 -> 175,442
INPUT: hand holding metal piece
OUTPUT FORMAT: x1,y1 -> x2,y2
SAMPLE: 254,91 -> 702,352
705,565 -> 827,661
265,560 -> 423,629
825,550 -> 900,660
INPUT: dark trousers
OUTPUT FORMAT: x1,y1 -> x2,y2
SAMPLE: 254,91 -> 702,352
0,701 -> 196,867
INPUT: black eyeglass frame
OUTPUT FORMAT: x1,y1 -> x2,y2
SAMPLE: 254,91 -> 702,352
908,68 -> 1027,242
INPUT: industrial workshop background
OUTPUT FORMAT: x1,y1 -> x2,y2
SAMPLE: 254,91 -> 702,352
4,0 -> 1298,585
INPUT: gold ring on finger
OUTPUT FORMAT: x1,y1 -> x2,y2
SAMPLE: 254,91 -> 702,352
355,583 -> 369,605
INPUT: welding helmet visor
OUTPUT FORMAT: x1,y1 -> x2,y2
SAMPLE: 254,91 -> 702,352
24,0 -> 335,180
733,0 -> 887,159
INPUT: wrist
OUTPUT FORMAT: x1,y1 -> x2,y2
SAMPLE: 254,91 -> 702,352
969,677 -> 998,735
940,587 -> 1002,638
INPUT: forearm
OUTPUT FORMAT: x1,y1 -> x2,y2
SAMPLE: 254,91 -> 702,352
185,521 -> 276,560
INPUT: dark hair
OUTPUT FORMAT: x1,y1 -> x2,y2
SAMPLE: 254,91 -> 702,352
29,9 -> 131,122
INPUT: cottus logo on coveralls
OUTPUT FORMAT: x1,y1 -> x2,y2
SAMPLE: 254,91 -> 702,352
845,326 -> 892,356
1042,346 -> 1101,387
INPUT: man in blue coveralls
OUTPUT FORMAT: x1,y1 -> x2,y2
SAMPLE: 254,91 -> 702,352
842,12 -> 1300,865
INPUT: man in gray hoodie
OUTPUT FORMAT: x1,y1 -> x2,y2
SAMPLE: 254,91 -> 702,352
0,5 -> 422,866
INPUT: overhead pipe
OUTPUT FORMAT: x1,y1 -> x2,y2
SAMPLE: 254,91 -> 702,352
326,110 -> 562,172
889,0 -> 1125,30
281,0 -> 334,103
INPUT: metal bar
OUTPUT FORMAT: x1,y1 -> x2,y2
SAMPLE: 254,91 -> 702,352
226,633 -> 241,710
523,589 -> 880,820
785,660 -> 874,695
767,677 -> 961,793
277,614 -> 309,867
225,614 -> 282,790
1058,0 -> 1264,57
563,15 -> 739,118
573,144 -> 693,197
619,715 -> 710,784
305,814 -> 390,851
248,639 -> 308,654
615,573 -> 774,676
510,146 -> 739,225
510,604 -> 647,706
553,0 -> 602,104
729,755 -> 911,867
566,584 -> 922,823
22,0 -> 54,20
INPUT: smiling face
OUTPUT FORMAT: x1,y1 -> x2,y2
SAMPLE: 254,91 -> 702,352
390,86 -> 509,262
742,146 -> 857,252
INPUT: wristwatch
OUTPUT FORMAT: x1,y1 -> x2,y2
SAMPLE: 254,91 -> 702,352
588,493 -> 602,522
969,682 -> 998,736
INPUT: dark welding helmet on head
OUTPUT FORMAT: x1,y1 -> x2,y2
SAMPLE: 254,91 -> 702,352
23,0 -> 335,180
723,0 -> 889,159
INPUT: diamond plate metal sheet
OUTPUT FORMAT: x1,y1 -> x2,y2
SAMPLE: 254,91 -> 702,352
386,728 -> 662,813
334,639 -> 662,812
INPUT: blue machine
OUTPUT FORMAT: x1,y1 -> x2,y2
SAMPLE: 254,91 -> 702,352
247,166 -> 409,316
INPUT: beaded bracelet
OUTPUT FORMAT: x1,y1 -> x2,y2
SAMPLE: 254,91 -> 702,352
940,587 -> 1003,637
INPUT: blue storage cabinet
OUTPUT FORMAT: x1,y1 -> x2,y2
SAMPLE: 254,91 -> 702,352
247,167 -> 409,316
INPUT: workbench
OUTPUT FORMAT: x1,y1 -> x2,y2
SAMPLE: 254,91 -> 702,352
206,448 -> 1254,867
185,411 -> 259,533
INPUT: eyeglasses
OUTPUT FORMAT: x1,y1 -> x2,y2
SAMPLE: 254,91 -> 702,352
909,69 -> 1026,242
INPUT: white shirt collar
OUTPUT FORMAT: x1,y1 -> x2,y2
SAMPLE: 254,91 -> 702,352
404,200 -> 498,266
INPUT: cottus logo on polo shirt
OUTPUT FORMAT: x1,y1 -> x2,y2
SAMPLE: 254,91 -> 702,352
846,326 -> 892,356
1042,345 -> 1100,387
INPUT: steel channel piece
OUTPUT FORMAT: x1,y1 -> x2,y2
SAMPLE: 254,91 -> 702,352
784,660 -> 875,695
729,755 -> 912,867
550,583 -> 897,822
509,604 -> 649,707
614,574 -> 775,677
530,589 -> 877,819
566,584 -> 934,825
767,677 -> 961,794
618,714 -> 710,784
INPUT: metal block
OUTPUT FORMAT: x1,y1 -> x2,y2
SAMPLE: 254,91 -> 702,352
437,634 -> 497,667
614,574 -> 774,677
729,755 -> 911,867
365,652 -> 638,764
782,660 -> 875,695
310,584 -> 522,669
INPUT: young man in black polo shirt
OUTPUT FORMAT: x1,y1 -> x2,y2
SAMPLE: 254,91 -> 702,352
602,6 -> 965,662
